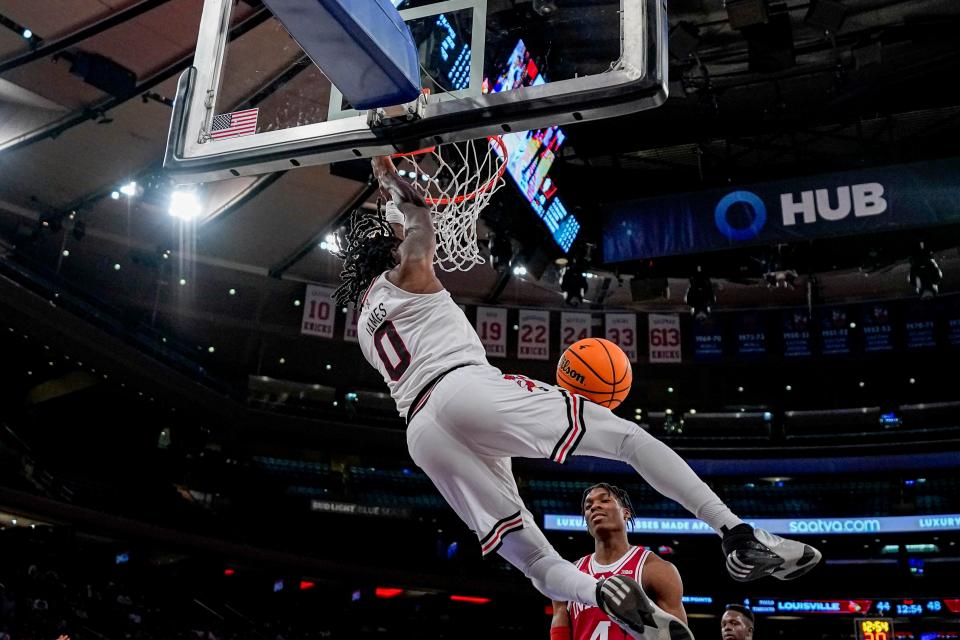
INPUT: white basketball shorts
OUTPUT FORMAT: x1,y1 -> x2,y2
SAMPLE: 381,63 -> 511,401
405,363 -> 640,556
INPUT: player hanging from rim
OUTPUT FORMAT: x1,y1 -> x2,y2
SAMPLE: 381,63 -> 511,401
333,157 -> 821,639
550,483 -> 694,640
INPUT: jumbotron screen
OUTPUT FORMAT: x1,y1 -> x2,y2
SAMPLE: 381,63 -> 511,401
484,39 -> 580,253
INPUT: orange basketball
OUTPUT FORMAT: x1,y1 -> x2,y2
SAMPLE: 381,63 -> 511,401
556,338 -> 633,410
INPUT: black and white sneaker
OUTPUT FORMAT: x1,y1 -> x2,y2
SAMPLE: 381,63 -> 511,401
722,524 -> 822,582
596,575 -> 657,639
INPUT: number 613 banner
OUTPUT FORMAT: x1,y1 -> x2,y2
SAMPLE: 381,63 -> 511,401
648,313 -> 682,364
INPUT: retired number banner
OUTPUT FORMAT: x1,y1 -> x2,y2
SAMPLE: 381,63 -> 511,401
648,313 -> 681,363
518,309 -> 550,360
605,313 -> 638,362
301,285 -> 335,338
343,307 -> 360,343
560,312 -> 591,352
476,306 -> 507,358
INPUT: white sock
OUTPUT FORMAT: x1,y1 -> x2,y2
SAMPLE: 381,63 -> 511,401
497,526 -> 598,605
619,429 -> 745,535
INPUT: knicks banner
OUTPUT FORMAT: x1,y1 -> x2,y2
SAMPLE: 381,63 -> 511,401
560,312 -> 591,352
603,157 -> 960,262
301,285 -> 335,338
476,306 -> 507,358
605,313 -> 638,362
343,307 -> 360,343
518,309 -> 550,360
648,313 -> 681,363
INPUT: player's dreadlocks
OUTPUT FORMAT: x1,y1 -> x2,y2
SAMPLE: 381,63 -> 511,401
333,205 -> 401,307
582,482 -> 636,528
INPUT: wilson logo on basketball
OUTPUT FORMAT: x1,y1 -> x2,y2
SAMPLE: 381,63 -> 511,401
556,338 -> 634,410
558,357 -> 586,384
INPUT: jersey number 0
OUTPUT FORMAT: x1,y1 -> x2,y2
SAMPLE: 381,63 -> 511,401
373,321 -> 411,381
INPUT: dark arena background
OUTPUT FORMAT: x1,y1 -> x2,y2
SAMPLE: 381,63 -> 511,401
2,0 -> 960,639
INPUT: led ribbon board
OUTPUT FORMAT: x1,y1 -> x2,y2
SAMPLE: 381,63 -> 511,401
544,513 -> 960,535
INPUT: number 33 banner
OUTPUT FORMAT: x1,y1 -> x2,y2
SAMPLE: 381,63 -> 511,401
648,313 -> 682,363
476,307 -> 507,358
301,285 -> 335,338
518,310 -> 549,360
605,313 -> 638,362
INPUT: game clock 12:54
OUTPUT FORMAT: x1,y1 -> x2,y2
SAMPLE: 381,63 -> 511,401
855,618 -> 893,640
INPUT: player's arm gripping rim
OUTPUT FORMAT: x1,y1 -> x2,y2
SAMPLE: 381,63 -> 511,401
371,156 -> 443,295
549,600 -> 572,640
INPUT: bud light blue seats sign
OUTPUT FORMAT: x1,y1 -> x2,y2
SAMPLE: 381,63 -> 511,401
602,158 -> 960,262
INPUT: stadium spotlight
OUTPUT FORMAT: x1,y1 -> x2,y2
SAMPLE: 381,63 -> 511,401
533,0 -> 558,16
169,188 -> 201,220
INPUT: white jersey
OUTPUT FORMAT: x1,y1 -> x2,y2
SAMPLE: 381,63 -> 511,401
357,272 -> 488,417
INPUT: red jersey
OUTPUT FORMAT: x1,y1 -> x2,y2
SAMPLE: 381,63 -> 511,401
568,546 -> 649,640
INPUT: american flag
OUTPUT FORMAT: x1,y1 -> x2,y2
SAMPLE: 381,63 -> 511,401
210,107 -> 258,140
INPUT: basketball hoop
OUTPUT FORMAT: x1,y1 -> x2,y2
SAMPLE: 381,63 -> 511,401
387,136 -> 508,272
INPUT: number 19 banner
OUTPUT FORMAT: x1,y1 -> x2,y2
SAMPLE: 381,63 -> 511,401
518,310 -> 550,360
605,313 -> 638,363
301,285 -> 335,338
343,307 -> 360,343
476,307 -> 507,358
648,313 -> 682,363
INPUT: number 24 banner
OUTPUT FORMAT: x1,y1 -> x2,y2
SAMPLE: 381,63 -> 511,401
605,313 -> 638,362
518,309 -> 549,360
560,312 -> 591,352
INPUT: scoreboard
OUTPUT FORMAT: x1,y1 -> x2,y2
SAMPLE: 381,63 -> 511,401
855,618 -> 893,640
735,598 -> 960,616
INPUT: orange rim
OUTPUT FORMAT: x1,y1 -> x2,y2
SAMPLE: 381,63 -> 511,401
388,136 -> 508,206
389,145 -> 437,158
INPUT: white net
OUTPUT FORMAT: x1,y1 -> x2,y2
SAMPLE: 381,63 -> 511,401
391,137 -> 507,272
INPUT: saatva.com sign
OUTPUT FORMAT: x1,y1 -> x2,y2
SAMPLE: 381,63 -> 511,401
544,514 -> 960,535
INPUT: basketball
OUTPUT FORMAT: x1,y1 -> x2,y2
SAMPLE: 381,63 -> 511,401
556,338 -> 633,409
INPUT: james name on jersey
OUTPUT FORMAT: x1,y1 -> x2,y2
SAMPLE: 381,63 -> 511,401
364,301 -> 389,336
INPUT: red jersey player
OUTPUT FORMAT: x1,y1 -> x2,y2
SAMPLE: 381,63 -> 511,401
551,484 -> 695,640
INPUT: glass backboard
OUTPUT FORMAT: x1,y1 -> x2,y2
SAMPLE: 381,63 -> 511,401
165,0 -> 667,183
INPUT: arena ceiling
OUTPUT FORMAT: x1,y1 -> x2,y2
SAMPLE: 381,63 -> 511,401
0,0 -> 959,379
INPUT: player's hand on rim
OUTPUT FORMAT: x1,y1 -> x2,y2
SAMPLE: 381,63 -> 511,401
372,156 -> 426,209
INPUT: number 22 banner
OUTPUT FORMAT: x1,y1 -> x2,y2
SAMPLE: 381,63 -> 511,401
648,313 -> 682,363
518,309 -> 549,360
476,307 -> 507,358
605,313 -> 638,362
301,285 -> 335,338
